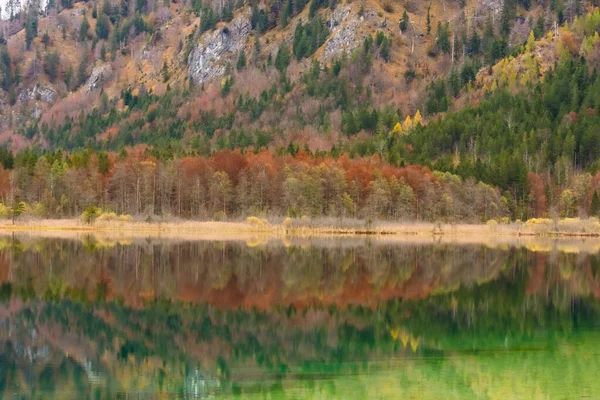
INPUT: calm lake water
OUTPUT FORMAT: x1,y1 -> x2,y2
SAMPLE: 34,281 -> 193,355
1,234 -> 600,399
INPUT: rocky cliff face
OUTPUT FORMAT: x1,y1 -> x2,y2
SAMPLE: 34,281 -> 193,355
86,64 -> 113,92
324,5 -> 384,60
188,15 -> 252,85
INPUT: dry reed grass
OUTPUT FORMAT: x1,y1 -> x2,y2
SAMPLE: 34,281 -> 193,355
0,217 -> 599,239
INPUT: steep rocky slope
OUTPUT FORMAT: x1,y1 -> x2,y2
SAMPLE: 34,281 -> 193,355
0,0 -> 590,150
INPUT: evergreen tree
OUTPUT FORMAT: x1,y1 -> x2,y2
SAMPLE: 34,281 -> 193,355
448,68 -> 461,97
42,32 -> 50,48
100,43 -> 107,61
200,7 -> 217,33
0,46 -> 12,90
136,0 -> 146,14
280,0 -> 292,28
436,22 -> 451,54
236,51 -> 246,71
251,5 -> 268,33
162,60 -> 169,82
25,2 -> 39,51
534,15 -> 545,39
426,6 -> 432,34
500,0 -> 515,37
43,51 -> 60,82
65,64 -> 73,89
275,42 -> 291,73
80,16 -> 90,41
400,10 -> 409,33
76,51 -> 89,88
469,31 -> 481,54
96,14 -> 111,40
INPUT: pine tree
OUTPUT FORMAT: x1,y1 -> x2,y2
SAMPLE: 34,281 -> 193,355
426,6 -> 432,34
43,51 -> 60,82
96,14 -> 110,39
162,60 -> 169,82
79,16 -> 90,41
100,43 -> 107,61
25,0 -> 40,51
42,32 -> 50,48
236,51 -> 246,71
275,42 -> 291,73
76,51 -> 89,88
436,22 -> 451,54
400,10 -> 409,33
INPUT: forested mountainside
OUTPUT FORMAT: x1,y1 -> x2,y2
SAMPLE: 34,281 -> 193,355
1,0 -> 600,221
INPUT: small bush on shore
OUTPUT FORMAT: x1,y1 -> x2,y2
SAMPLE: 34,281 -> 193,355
97,212 -> 118,221
525,218 -> 553,225
246,216 -> 263,226
81,207 -> 102,224
0,204 -> 10,218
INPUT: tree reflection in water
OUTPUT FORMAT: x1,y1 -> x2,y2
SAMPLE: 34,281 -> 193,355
1,235 -> 600,399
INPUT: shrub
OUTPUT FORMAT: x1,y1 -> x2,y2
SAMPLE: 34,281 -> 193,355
0,204 -> 10,218
97,212 -> 118,221
81,206 -> 102,225
525,218 -> 552,225
246,216 -> 264,226
32,203 -> 47,217
558,218 -> 581,226
118,214 -> 134,222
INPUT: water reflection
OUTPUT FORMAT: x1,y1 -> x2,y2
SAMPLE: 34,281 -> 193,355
1,234 -> 600,399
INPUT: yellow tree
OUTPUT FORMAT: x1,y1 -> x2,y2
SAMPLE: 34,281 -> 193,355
526,30 -> 536,53
403,115 -> 413,131
413,110 -> 423,126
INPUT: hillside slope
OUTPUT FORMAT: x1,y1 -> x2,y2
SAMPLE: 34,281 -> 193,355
0,0 -> 560,149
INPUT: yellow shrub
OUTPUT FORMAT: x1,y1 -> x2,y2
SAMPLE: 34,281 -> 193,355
246,216 -> 264,226
0,204 -> 10,218
558,218 -> 581,226
118,214 -> 134,222
486,219 -> 498,226
525,218 -> 553,225
497,217 -> 511,224
97,212 -> 118,221
283,217 -> 293,226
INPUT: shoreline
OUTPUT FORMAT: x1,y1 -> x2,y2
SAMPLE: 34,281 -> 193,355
0,218 -> 599,239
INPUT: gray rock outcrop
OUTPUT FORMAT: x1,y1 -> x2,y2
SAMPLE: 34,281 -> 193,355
18,84 -> 57,105
324,6 -> 379,60
188,15 -> 251,85
86,64 -> 113,92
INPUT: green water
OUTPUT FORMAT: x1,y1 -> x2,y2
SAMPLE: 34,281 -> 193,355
1,235 -> 600,399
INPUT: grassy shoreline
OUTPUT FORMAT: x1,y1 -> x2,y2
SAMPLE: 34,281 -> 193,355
0,217 -> 599,238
